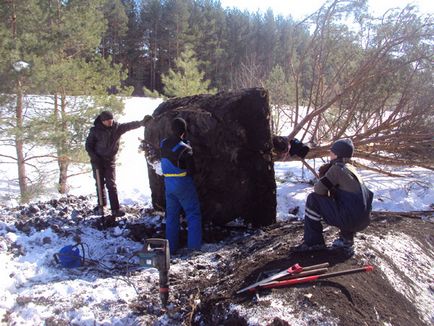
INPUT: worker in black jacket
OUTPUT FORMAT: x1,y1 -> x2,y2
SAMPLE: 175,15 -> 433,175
85,110 -> 150,217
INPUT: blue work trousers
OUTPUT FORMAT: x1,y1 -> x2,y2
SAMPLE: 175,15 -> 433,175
164,176 -> 202,254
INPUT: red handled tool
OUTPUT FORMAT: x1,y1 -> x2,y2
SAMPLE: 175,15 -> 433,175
237,262 -> 330,294
259,265 -> 374,290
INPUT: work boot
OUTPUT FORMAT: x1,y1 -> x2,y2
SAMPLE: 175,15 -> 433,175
331,237 -> 354,249
111,208 -> 125,217
331,237 -> 355,257
93,205 -> 106,216
95,215 -> 118,230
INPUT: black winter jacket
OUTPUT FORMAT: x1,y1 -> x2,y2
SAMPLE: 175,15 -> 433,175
85,116 -> 142,163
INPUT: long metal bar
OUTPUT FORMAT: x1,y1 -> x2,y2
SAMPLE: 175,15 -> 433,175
259,265 -> 374,290
95,168 -> 105,218
237,262 -> 330,294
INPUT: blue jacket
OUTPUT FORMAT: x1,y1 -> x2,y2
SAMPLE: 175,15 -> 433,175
160,136 -> 195,177
160,136 -> 202,253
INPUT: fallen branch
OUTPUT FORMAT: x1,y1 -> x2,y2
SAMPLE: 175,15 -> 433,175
352,161 -> 404,177
301,159 -> 319,178
372,210 -> 434,219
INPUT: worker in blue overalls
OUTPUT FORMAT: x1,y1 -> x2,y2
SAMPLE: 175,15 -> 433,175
160,117 -> 202,254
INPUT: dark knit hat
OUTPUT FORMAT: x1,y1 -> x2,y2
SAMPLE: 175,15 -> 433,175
330,138 -> 354,158
272,136 -> 289,153
100,110 -> 114,121
172,117 -> 187,136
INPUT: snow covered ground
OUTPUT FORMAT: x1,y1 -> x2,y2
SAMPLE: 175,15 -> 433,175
0,97 -> 433,325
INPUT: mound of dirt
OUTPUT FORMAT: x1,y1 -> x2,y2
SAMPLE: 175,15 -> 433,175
162,212 -> 434,325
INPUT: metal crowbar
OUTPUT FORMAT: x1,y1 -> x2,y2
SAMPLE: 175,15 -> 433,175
237,262 -> 330,294
258,265 -> 374,290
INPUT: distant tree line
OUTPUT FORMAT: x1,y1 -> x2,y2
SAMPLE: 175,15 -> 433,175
0,0 -> 433,203
111,0 -> 303,95
89,0 -> 434,171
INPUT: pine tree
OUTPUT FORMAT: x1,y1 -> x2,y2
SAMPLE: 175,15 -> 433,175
189,0 -> 226,90
100,0 -> 129,63
140,0 -> 164,91
29,0 -> 130,194
223,9 -> 252,89
0,0 -> 46,202
162,46 -> 216,97
266,65 -> 293,134
0,0 -> 130,200
163,0 -> 192,65
121,0 -> 147,95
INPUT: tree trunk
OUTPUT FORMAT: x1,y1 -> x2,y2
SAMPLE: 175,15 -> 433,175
15,80 -> 28,202
11,0 -> 28,203
58,159 -> 69,194
57,93 -> 69,194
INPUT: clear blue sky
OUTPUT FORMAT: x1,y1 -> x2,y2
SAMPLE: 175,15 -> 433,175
219,0 -> 433,19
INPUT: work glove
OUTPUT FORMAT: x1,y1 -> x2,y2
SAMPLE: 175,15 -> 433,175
318,163 -> 332,178
289,138 -> 310,159
141,115 -> 153,126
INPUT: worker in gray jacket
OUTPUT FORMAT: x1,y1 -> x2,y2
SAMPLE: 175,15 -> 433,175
295,138 -> 373,252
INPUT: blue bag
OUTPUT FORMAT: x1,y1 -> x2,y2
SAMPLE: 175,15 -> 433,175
54,244 -> 85,268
